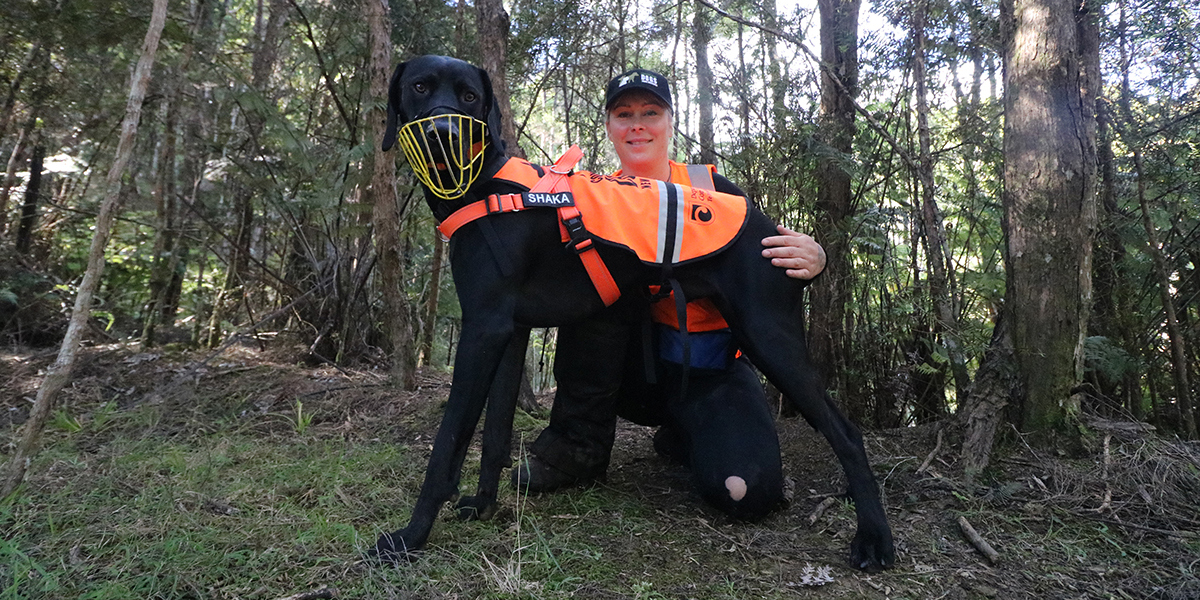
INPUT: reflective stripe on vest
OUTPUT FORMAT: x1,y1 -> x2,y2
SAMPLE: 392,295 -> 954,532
656,181 -> 686,265
653,162 -> 730,333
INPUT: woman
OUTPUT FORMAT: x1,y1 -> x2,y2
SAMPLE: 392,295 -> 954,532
515,69 -> 826,520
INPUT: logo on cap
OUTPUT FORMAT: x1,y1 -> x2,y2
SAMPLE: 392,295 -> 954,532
618,72 -> 659,89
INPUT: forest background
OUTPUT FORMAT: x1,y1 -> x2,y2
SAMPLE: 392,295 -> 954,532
0,0 -> 1198,596
3,0 -> 1197,446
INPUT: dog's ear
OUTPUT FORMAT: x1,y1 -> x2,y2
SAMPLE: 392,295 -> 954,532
476,66 -> 507,155
381,62 -> 406,152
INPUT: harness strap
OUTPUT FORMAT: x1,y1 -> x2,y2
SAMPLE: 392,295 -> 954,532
668,276 -> 691,399
435,146 -> 622,307
557,202 -> 621,306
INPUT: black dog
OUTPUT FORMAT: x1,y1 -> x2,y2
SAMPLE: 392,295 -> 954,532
372,54 -> 894,571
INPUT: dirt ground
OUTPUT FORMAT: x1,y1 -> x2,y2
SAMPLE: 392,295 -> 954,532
3,342 -> 1199,599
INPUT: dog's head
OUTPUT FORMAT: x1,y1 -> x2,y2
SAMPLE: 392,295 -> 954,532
382,55 -> 507,200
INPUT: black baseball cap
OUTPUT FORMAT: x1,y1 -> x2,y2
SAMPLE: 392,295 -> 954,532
604,68 -> 672,111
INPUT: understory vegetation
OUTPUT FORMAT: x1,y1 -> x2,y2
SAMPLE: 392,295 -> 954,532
3,345 -> 1198,599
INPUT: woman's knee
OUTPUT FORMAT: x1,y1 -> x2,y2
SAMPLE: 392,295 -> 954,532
694,469 -> 783,521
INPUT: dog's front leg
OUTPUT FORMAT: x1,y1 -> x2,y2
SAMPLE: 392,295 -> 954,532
372,316 -> 515,562
456,327 -> 531,521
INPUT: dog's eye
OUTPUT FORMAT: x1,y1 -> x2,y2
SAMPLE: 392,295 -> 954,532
413,82 -> 427,94
463,91 -> 478,103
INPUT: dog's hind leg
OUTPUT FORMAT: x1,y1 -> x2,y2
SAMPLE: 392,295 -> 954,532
709,221 -> 895,571
456,327 -> 531,521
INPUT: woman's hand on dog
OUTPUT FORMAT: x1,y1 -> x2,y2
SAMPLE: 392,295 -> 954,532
761,225 -> 827,280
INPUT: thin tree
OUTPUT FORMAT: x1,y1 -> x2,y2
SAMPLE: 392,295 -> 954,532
14,143 -> 44,255
2,0 -> 170,498
366,0 -> 417,389
912,0 -> 971,401
206,0 -> 287,348
693,0 -> 717,165
476,0 -> 525,158
810,0 -> 860,413
1114,0 -> 1194,437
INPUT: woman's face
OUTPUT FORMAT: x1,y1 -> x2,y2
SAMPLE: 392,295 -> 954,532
605,91 -> 672,177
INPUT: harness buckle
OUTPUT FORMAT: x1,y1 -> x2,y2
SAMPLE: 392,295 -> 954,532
562,215 -> 591,254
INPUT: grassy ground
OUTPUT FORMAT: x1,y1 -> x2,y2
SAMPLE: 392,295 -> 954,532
2,343 -> 1199,599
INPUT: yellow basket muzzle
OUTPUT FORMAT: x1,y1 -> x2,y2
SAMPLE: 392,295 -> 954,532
396,114 -> 489,200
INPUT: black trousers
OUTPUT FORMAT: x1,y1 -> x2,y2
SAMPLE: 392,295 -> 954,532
529,310 -> 784,521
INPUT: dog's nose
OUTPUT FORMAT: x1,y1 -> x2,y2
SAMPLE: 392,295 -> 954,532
424,118 -> 460,144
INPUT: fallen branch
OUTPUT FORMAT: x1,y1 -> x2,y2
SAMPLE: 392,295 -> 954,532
808,496 -> 839,525
957,516 -> 1000,564
274,587 -> 337,600
916,427 -> 945,474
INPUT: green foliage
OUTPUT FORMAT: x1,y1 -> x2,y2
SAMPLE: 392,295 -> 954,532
1084,336 -> 1141,384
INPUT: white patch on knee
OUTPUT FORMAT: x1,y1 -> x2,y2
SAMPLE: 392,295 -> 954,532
724,476 -> 747,501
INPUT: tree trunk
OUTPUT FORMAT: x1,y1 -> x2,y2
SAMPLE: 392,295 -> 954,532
2,0 -> 168,499
141,95 -> 180,347
14,144 -> 43,255
960,315 -> 1021,482
763,0 -> 787,135
1000,0 -> 1097,436
0,114 -> 34,237
693,1 -> 717,165
912,0 -> 971,401
367,0 -> 417,389
1132,176 -> 1192,436
811,0 -> 860,414
475,0 -> 525,158
1093,93 -> 1143,419
420,236 -> 444,366
0,42 -> 43,146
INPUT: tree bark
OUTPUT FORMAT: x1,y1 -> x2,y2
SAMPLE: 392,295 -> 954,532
811,0 -> 860,414
960,315 -> 1021,482
1000,0 -> 1096,436
2,0 -> 168,499
420,236 -> 444,367
14,144 -> 43,255
693,1 -> 717,165
366,0 -> 417,389
0,114 -> 34,237
0,42 -> 43,146
476,0 -> 525,158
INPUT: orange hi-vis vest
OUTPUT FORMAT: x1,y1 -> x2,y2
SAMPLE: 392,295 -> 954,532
620,161 -> 734,333
438,148 -> 750,308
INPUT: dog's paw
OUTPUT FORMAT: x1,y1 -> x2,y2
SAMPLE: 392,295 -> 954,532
369,529 -> 421,564
454,495 -> 498,521
849,525 -> 895,572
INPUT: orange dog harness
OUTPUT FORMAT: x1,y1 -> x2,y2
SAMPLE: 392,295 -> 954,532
437,147 -> 750,308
